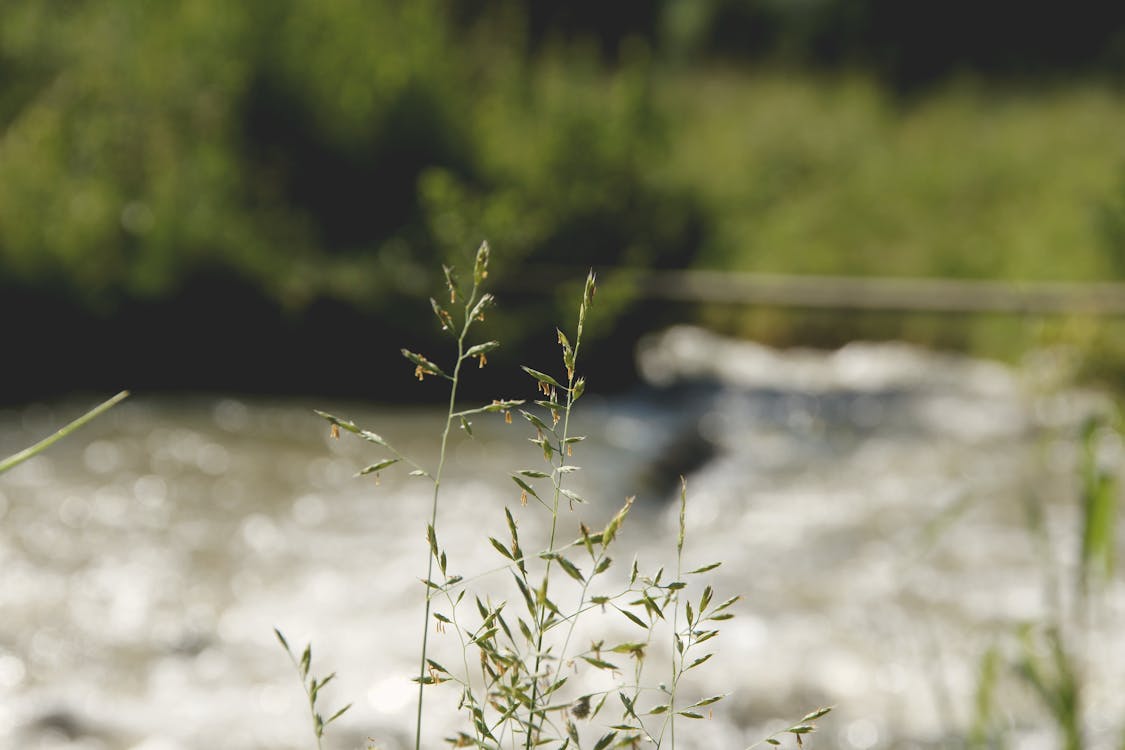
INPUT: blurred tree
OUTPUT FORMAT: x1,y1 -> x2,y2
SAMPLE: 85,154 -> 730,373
1,0 -> 1123,402
0,0 -> 703,400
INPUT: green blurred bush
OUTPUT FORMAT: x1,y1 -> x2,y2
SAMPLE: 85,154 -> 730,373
0,0 -> 709,399
0,0 -> 698,308
2,0 -> 1124,397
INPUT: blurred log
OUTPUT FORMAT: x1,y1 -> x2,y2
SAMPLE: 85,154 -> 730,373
589,269 -> 1125,316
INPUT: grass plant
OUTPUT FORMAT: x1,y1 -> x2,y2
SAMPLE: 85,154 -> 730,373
274,628 -> 353,750
0,390 -> 129,475
967,410 -> 1123,749
302,244 -> 831,749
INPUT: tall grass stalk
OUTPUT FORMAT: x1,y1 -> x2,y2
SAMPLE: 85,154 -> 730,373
518,271 -> 593,750
0,390 -> 129,475
316,242 -> 522,748
411,243 -> 498,750
668,478 -> 688,749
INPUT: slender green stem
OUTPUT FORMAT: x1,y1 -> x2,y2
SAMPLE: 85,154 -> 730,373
522,276 -> 594,749
442,586 -> 486,748
414,284 -> 480,750
415,367 -> 460,748
556,546 -> 604,666
669,481 -> 687,749
523,415 -> 569,748
0,390 -> 129,475
524,344 -> 583,749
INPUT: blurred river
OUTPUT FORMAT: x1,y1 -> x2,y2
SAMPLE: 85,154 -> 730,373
1,327 -> 1123,750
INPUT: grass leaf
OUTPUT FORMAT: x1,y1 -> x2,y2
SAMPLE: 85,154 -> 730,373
687,653 -> 713,670
357,458 -> 399,476
521,366 -> 564,389
489,537 -> 514,560
592,731 -> 618,750
465,341 -> 500,358
687,562 -> 722,574
617,607 -> 648,629
582,656 -> 620,671
800,706 -> 833,722
555,555 -> 585,583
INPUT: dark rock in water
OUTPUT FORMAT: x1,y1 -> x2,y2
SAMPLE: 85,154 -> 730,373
27,708 -> 91,741
25,707 -> 131,747
168,630 -> 211,657
630,413 -> 719,502
606,382 -> 722,505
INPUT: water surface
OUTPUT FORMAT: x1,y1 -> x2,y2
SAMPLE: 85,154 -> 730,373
1,328 -> 1121,750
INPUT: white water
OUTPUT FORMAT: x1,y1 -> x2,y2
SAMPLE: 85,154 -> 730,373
1,328 -> 1121,750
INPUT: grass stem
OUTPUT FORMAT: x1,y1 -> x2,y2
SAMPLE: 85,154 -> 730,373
0,390 -> 129,475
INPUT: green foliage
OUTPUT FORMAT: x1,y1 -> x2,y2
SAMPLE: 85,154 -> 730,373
0,0 -> 695,325
668,73 -> 1125,285
4,0 -> 1125,391
665,71 -> 1125,375
1079,417 -> 1119,591
966,410 -> 1123,750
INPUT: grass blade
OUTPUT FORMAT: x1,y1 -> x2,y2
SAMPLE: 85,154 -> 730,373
0,390 -> 129,475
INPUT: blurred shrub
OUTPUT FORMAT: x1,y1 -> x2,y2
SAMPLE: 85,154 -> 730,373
0,0 -> 704,399
2,0 -> 1124,399
662,72 -> 1125,284
1103,168 -> 1125,276
0,2 -> 696,297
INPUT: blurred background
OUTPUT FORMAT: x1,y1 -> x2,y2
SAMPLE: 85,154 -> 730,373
2,0 -> 1124,400
3,2 -> 1125,749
